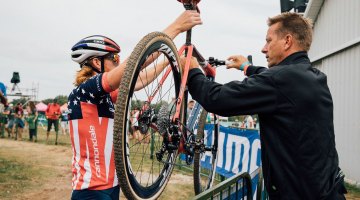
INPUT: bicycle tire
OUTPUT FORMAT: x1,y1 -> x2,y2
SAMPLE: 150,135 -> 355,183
193,110 -> 219,194
114,31 -> 184,200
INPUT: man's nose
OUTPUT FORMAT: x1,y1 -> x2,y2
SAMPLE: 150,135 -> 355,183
261,46 -> 267,54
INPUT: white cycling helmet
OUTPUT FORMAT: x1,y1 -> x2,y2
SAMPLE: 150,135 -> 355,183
71,35 -> 121,65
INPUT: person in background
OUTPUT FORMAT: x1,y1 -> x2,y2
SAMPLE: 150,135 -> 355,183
184,12 -> 345,199
29,101 -> 38,142
0,88 -> 7,138
14,103 -> 24,141
244,115 -> 254,129
6,104 -> 15,138
253,117 -> 258,129
25,106 -> 37,142
0,105 -> 7,138
60,110 -> 69,135
68,10 -> 201,200
130,108 -> 140,142
45,98 -> 61,144
186,99 -> 195,120
0,82 -> 7,99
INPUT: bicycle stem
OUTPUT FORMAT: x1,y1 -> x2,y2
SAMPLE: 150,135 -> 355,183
183,3 -> 196,46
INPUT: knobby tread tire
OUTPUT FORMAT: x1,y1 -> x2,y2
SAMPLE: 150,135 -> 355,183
193,110 -> 208,194
113,31 -> 181,200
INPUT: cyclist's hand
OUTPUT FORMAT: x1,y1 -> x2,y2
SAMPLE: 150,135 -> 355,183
164,11 -> 202,39
176,10 -> 202,33
226,55 -> 248,71
180,56 -> 199,72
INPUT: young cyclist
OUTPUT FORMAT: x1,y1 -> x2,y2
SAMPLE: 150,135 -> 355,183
68,10 -> 202,200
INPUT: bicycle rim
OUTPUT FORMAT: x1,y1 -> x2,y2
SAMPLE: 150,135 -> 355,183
193,110 -> 219,194
114,32 -> 184,200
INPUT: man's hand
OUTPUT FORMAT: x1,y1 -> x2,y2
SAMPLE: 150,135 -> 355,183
180,56 -> 200,72
163,10 -> 202,40
226,55 -> 249,71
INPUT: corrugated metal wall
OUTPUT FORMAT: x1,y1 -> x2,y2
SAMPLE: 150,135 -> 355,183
308,0 -> 360,182
314,44 -> 360,182
309,0 -> 360,60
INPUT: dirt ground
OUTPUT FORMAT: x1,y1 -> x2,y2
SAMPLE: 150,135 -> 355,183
0,138 -> 194,200
0,138 -> 73,200
1,138 -> 358,200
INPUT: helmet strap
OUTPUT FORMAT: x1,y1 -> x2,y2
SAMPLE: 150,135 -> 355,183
101,57 -> 105,73
81,57 -> 103,73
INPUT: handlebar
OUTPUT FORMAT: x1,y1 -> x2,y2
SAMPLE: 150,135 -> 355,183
203,55 -> 253,67
199,55 -> 253,78
202,57 -> 233,68
207,57 -> 232,67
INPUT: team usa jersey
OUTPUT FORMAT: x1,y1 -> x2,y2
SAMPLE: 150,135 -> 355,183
68,73 -> 118,190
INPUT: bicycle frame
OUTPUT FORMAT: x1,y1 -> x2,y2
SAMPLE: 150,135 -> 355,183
141,2 -> 216,153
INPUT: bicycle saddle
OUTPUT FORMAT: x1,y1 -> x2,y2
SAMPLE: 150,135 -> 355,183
177,0 -> 200,4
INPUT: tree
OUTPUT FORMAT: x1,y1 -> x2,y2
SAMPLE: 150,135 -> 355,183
43,95 -> 68,105
10,98 -> 28,107
54,95 -> 68,105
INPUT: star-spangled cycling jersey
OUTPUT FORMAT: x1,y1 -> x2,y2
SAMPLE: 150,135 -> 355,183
68,73 -> 118,190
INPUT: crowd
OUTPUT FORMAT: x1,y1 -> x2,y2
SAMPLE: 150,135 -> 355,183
0,97 -> 69,144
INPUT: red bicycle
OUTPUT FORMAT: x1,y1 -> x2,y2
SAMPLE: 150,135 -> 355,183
113,1 -> 227,199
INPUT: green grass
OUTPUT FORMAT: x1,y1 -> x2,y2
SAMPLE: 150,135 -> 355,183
346,182 -> 360,196
0,158 -> 41,199
8,126 -> 71,146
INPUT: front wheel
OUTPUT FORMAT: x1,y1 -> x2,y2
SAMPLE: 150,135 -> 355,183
193,110 -> 219,194
113,32 -> 185,200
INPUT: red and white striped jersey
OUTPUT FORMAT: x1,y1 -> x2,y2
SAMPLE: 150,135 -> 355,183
68,73 -> 118,190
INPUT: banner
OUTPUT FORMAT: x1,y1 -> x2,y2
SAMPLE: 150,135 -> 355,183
201,124 -> 261,178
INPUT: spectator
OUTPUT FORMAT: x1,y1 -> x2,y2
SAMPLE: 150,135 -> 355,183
0,88 -> 7,137
186,99 -> 195,120
25,106 -> 37,142
244,115 -> 254,129
14,103 -> 24,141
0,82 -> 6,100
60,110 -> 69,135
130,108 -> 140,141
6,104 -> 15,138
28,101 -> 38,142
253,117 -> 258,129
45,98 -> 61,144
0,102 -> 7,138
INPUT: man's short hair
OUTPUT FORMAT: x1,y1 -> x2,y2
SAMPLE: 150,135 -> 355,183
268,12 -> 313,51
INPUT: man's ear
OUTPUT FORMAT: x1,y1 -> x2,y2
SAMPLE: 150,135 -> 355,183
284,34 -> 293,50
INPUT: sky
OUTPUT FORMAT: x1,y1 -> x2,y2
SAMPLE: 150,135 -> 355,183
0,0 -> 280,101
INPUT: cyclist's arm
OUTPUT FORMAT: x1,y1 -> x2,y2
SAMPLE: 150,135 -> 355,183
104,59 -> 170,93
134,60 -> 170,91
106,11 -> 201,91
